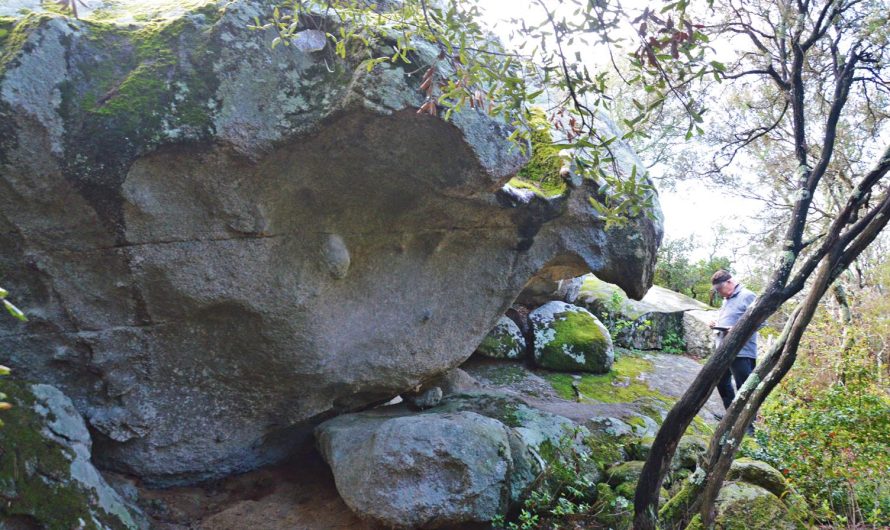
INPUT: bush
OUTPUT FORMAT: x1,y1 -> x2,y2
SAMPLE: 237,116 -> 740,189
754,302 -> 890,528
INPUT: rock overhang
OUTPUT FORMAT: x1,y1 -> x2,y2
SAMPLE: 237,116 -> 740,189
0,0 -> 663,484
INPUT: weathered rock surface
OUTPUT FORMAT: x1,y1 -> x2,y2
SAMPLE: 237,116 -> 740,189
0,380 -> 145,529
683,309 -> 720,357
0,0 -> 662,483
710,482 -> 802,530
530,301 -> 614,373
476,315 -> 526,359
316,408 -> 513,529
315,392 -> 587,527
727,458 -> 788,498
575,275 -> 717,352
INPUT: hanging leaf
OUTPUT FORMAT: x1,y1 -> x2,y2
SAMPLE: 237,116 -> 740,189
4,300 -> 27,322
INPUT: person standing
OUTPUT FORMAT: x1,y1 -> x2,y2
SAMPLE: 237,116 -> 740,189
708,270 -> 759,427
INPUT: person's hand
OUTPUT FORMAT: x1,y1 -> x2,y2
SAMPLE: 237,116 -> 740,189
708,320 -> 716,328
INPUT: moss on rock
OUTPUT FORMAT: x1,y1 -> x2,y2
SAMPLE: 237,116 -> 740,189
545,353 -> 661,403
513,107 -> 567,197
727,458 -> 787,498
606,460 -> 646,487
476,316 -> 526,359
714,482 -> 802,530
0,380 -> 137,529
531,302 -> 614,373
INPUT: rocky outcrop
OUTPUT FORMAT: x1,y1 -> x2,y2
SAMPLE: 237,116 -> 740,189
315,392 -> 582,528
574,275 -> 717,353
0,380 -> 145,529
0,1 -> 661,484
530,301 -> 614,372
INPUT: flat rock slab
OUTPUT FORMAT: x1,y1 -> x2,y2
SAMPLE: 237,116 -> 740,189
464,352 -> 725,425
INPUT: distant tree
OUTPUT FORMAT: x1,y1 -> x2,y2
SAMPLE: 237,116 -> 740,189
654,236 -> 732,305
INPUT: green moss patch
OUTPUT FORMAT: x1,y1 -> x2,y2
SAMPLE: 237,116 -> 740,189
545,353 -> 659,403
0,380 -> 126,529
537,309 -> 611,372
0,13 -> 55,75
512,108 -> 567,198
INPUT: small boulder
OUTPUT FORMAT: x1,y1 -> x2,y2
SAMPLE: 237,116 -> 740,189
712,482 -> 801,530
476,316 -> 527,360
672,435 -> 709,471
530,302 -> 614,373
403,386 -> 443,410
728,458 -> 788,498
316,410 -> 513,529
422,368 -> 482,396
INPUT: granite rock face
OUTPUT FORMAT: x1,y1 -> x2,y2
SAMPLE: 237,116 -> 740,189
0,0 -> 662,483
316,410 -> 513,529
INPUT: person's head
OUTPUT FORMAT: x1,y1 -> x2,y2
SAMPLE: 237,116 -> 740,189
711,269 -> 736,299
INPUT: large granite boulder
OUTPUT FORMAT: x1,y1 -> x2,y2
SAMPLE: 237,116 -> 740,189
530,301 -> 614,373
0,0 -> 662,484
0,380 -> 145,529
575,276 -> 716,352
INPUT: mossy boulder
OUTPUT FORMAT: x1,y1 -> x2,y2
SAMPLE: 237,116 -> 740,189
530,301 -> 614,373
712,482 -> 803,530
0,380 -> 144,529
672,435 -> 709,471
592,483 -> 634,529
606,460 -> 646,487
727,458 -> 787,498
476,316 -> 526,359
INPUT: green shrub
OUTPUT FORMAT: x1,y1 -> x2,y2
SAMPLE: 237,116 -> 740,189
756,383 -> 890,526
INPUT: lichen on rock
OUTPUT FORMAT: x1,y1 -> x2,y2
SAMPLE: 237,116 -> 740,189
476,315 -> 526,359
530,301 -> 614,373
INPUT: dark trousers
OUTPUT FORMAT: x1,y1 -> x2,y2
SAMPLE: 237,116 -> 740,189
716,357 -> 756,409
